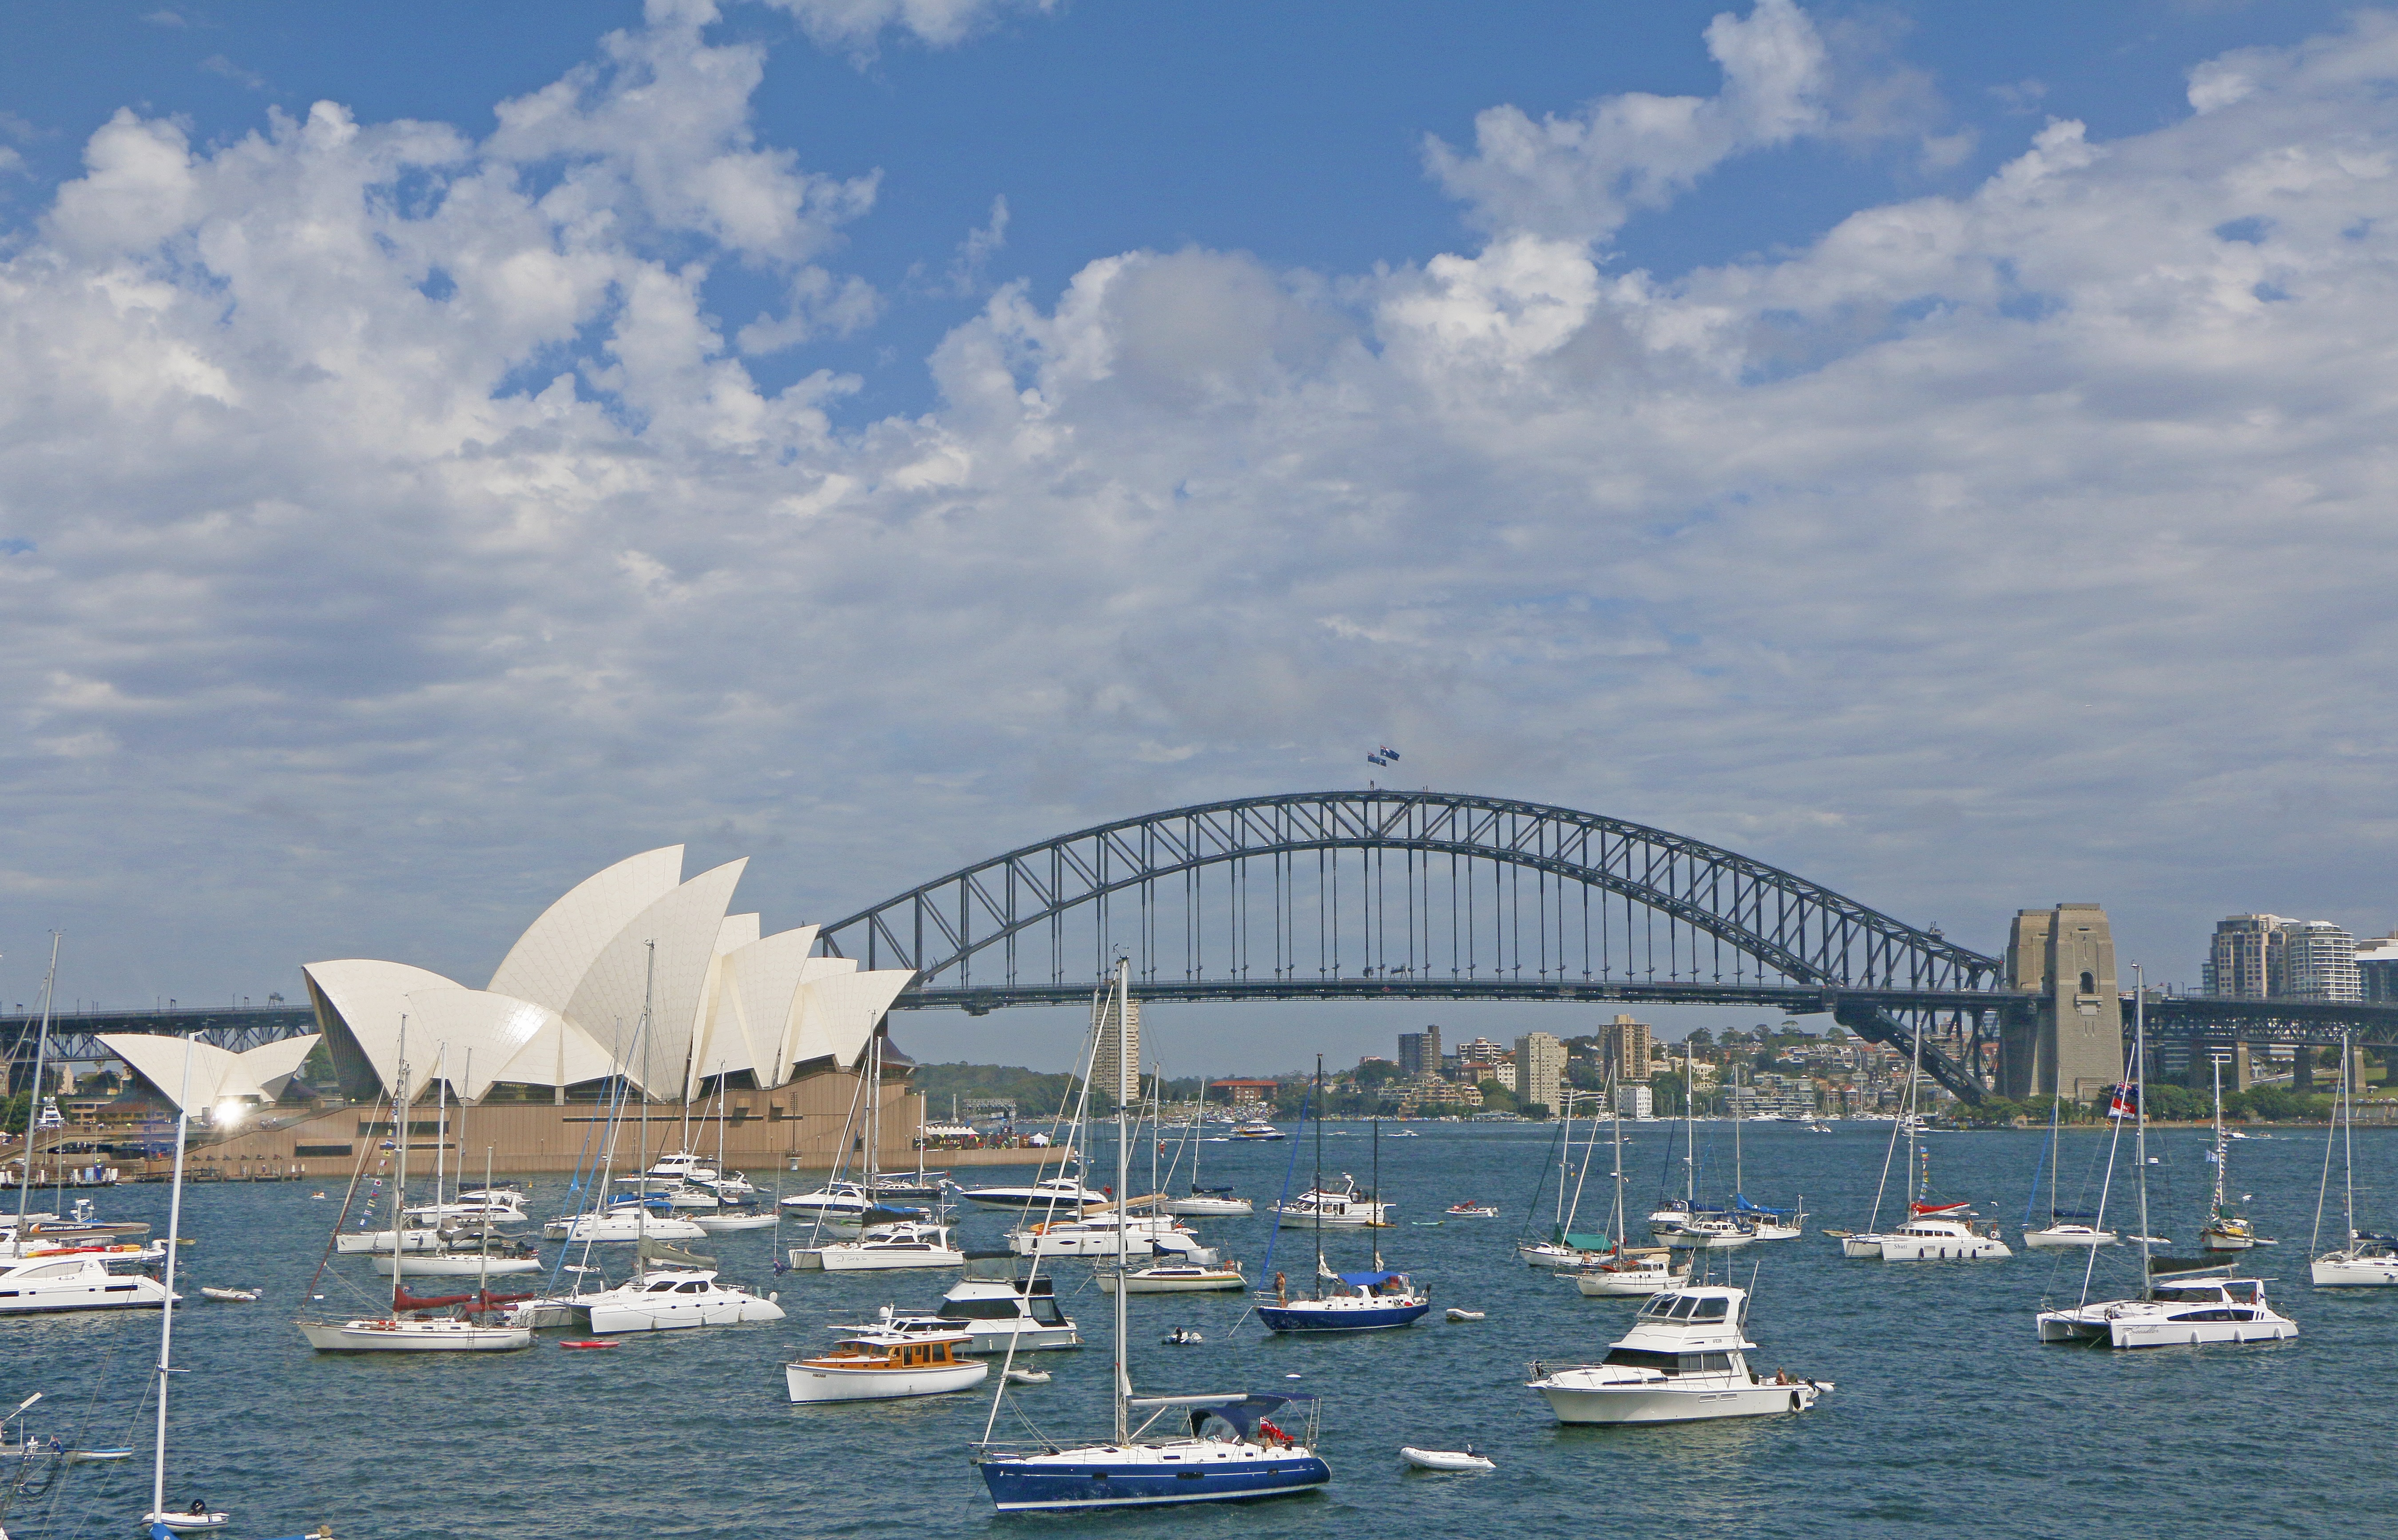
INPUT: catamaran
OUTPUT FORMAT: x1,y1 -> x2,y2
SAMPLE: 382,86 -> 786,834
2035,967 -> 2296,1348
970,964 -> 1331,1511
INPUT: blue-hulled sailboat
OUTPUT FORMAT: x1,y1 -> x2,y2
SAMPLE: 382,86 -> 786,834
1254,1065 -> 1428,1334
970,963 -> 1331,1512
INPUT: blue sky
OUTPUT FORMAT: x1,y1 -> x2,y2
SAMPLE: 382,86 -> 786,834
4,0 -> 2398,1071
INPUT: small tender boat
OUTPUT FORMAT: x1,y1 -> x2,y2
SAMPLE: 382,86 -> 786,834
785,1329 -> 989,1403
1400,1445 -> 1494,1472
1162,1327 -> 1205,1345
199,1287 -> 258,1303
143,1508 -> 230,1532
1444,1307 -> 1485,1323
1445,1202 -> 1499,1218
1004,1367 -> 1051,1385
559,1338 -> 616,1349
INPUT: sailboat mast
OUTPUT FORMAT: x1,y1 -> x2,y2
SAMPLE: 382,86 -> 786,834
16,932 -> 59,1228
637,941 -> 655,1273
391,1020 -> 410,1316
1313,1055 -> 1326,1297
1733,1058 -> 1743,1199
150,1036 -> 194,1526
1112,962 -> 1131,1446
1370,1113 -> 1382,1272
2210,1052 -> 2228,1221
2133,964 -> 2154,1293
433,1047 -> 449,1220
1609,1061 -> 1626,1251
1905,1022 -> 1922,1210
1684,1042 -> 1695,1210
2342,1029 -> 2357,1244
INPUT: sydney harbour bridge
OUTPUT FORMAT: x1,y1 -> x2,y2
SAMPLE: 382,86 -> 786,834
12,790 -> 2397,1103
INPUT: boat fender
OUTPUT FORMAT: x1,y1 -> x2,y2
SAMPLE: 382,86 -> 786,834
768,1291 -> 778,1302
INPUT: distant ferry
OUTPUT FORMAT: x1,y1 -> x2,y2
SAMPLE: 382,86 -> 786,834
1230,1121 -> 1286,1141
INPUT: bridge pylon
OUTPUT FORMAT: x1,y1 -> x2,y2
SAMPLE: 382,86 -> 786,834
2001,904 -> 2124,1106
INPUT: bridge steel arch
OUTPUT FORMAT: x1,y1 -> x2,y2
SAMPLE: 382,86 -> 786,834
818,790 -> 2008,1098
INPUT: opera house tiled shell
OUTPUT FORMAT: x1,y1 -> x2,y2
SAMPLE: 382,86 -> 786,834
301,847 -> 911,1101
96,1032 -> 324,1115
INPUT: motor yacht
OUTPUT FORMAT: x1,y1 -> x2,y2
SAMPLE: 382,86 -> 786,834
1445,1202 -> 1500,1218
958,1175 -> 1108,1210
568,1268 -> 786,1334
0,1253 -> 171,1314
1268,1176 -> 1390,1228
646,1151 -> 720,1184
795,1221 -> 965,1272
786,1329 -> 988,1403
1009,1214 -> 1218,1264
1096,1261 -> 1247,1294
1230,1121 -> 1285,1141
1528,1285 -> 1827,1424
2036,1274 -> 2296,1347
1255,1269 -> 1429,1334
1571,1248 -> 1690,1298
848,1276 -> 1081,1353
2024,1221 -> 2119,1250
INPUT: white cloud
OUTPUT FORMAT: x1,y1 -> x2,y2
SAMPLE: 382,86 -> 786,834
9,3 -> 2398,1025
753,0 -> 1054,60
1425,0 -> 1833,244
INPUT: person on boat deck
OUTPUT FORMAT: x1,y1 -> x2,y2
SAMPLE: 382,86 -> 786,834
189,1499 -> 208,1515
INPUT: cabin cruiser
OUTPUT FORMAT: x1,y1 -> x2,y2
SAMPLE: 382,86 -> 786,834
565,1268 -> 786,1334
1230,1121 -> 1286,1141
2024,1220 -> 2119,1250
792,1221 -> 965,1272
1166,1186 -> 1254,1218
646,1150 -> 719,1183
1654,1215 -> 1756,1251
0,1253 -> 171,1314
846,1274 -> 1080,1353
1529,1285 -> 1826,1423
1269,1176 -> 1390,1228
958,1175 -> 1108,1210
1571,1248 -> 1691,1297
1254,1269 -> 1429,1333
2036,1275 -> 2296,1348
786,1328 -> 988,1403
542,1209 -> 707,1244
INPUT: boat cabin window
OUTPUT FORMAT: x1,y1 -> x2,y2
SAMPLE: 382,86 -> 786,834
2222,1282 -> 2259,1303
1691,1298 -> 1730,1322
2151,1286 -> 2225,1304
943,1299 -> 1020,1320
1680,1353 -> 1735,1373
1667,1295 -> 1700,1319
1602,1348 -> 1682,1373
1030,1299 -> 1068,1325
673,1280 -> 708,1293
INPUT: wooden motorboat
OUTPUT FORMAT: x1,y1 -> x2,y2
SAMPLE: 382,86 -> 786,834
784,1330 -> 989,1403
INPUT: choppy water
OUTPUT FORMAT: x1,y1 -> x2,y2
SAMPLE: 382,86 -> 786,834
4,1119 -> 2392,1539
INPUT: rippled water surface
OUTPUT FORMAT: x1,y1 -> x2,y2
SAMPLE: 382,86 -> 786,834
5,1119 -> 2393,1539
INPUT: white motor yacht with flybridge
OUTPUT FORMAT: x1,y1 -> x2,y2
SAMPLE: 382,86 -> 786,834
2035,968 -> 2297,1348
1529,1282 -> 1829,1424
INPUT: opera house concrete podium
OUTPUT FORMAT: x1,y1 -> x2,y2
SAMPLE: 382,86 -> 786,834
302,846 -> 912,1107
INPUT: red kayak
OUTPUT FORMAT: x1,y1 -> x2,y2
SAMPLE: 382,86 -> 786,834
560,1339 -> 617,1350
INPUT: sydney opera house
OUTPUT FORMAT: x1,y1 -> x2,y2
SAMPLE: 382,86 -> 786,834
296,847 -> 914,1105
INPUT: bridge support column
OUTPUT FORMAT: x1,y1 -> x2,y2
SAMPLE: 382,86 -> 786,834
2003,904 -> 2124,1107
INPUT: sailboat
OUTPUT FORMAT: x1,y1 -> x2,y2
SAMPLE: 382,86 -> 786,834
2199,1054 -> 2271,1251
1726,1062 -> 1803,1241
1518,1091 -> 1610,1269
1574,1064 -> 1690,1298
1653,1045 -> 1754,1252
2036,967 -> 2296,1347
804,1033 -> 965,1271
691,1064 -> 778,1232
2311,1032 -> 2398,1286
1164,1072 -> 1251,1217
139,1040 -> 226,1534
970,964 -> 1331,1511
2023,1096 -> 2117,1249
297,1024 -> 533,1352
1100,1062 -> 1244,1292
1255,1061 -> 1428,1334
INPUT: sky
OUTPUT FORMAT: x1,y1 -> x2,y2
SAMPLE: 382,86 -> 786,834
4,0 -> 2396,1073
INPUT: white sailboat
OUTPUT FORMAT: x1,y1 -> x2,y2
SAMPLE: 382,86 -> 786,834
140,1041 -> 229,1534
1519,1090 -> 1611,1268
2199,1053 -> 2271,1251
2311,1032 -> 2398,1287
297,1024 -> 532,1353
1573,1064 -> 1689,1298
1164,1069 -> 1251,1216
2036,967 -> 2297,1348
1653,1045 -> 1754,1252
2023,1096 -> 2118,1250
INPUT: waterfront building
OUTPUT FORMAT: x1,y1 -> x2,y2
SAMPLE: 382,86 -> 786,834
1615,1084 -> 1654,1120
1514,1032 -> 1566,1114
2203,913 -> 2360,1001
1396,1028 -> 1442,1078
2356,933 -> 2398,1003
1598,1014 -> 1652,1081
1456,1036 -> 1508,1069
1211,1079 -> 1282,1111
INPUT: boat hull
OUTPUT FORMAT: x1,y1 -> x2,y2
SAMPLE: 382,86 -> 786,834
977,1446 -> 1328,1510
2035,1306 -> 2297,1348
784,1358 -> 987,1402
1164,1198 -> 1253,1217
369,1254 -> 540,1277
583,1296 -> 786,1334
2024,1227 -> 2118,1250
1255,1298 -> 1429,1333
2312,1255 -> 2398,1286
1872,1234 -> 2012,1260
815,1245 -> 965,1270
297,1319 -> 533,1352
1533,1378 -> 1818,1425
1097,1269 -> 1247,1293
1572,1266 -> 1688,1297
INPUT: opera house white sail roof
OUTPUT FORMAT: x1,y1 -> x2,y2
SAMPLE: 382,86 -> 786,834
301,847 -> 912,1101
98,1032 -> 323,1115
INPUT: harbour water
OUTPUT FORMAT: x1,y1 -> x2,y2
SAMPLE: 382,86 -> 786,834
5,1121 -> 2391,1538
